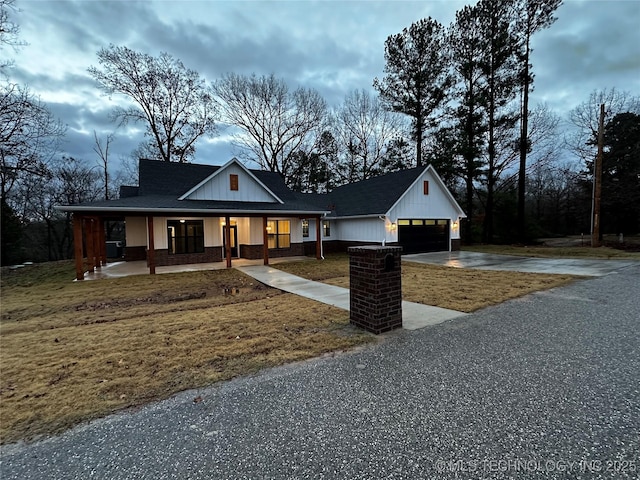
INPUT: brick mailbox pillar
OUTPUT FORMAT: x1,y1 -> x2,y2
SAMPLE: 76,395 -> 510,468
348,246 -> 402,334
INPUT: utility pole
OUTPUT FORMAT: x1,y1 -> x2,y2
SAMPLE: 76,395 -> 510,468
591,103 -> 604,247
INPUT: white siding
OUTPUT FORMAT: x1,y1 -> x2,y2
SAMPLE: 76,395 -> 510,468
204,218 -> 219,246
388,170 -> 452,219
184,164 -> 278,202
388,169 -> 462,241
302,217 -> 321,242
152,217 -> 168,249
125,217 -> 147,246
335,217 -> 387,243
248,217 -> 264,244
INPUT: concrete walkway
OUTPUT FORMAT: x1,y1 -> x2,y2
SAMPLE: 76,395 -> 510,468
236,265 -> 467,331
404,251 -> 638,276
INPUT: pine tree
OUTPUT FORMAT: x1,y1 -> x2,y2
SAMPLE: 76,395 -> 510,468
374,17 -> 453,167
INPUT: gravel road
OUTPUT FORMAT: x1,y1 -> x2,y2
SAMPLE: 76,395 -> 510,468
2,264 -> 639,479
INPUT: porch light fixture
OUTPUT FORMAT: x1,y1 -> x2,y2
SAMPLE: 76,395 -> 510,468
390,222 -> 397,231
180,219 -> 185,223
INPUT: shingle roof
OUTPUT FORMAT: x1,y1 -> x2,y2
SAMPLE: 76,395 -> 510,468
139,160 -> 219,196
60,159 -> 328,215
299,167 -> 426,217
60,159 -> 431,218
61,195 -> 325,214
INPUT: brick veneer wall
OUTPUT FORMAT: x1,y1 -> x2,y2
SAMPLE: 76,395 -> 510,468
240,243 -> 304,259
348,246 -> 403,334
124,246 -> 147,261
153,247 -> 222,266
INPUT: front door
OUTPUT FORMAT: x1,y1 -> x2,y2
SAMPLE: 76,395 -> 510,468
223,225 -> 238,257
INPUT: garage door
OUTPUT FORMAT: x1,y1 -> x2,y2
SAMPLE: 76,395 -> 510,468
398,219 -> 449,254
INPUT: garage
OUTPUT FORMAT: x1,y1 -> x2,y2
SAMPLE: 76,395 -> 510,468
398,219 -> 449,254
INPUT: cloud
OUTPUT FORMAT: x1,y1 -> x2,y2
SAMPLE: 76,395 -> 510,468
8,0 -> 639,173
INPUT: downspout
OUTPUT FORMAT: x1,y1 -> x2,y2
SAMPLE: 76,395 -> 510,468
379,215 -> 386,245
321,213 -> 325,259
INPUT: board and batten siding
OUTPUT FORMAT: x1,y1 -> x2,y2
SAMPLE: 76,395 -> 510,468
335,217 -> 386,243
124,217 -> 147,246
184,164 -> 279,203
387,169 -> 462,240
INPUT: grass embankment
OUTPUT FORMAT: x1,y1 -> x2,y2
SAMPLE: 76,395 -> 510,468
0,261 -> 372,444
274,254 -> 579,313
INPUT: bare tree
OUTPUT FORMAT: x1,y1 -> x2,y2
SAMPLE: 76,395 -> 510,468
88,45 -> 218,163
93,130 -> 114,199
0,0 -> 24,72
15,156 -> 102,261
334,89 -> 407,183
212,73 -> 327,185
0,83 -> 66,200
568,87 -> 640,164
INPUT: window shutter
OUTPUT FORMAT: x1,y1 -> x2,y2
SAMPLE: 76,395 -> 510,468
230,174 -> 239,191
423,181 -> 429,195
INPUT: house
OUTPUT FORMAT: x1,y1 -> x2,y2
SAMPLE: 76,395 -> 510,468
58,158 -> 465,281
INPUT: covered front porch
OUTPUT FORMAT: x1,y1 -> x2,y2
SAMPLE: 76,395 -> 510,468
71,213 -> 324,281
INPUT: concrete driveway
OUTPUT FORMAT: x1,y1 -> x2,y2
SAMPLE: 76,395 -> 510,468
403,251 -> 637,276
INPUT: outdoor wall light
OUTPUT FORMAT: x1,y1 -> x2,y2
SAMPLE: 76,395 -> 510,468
179,219 -> 185,223
390,222 -> 397,231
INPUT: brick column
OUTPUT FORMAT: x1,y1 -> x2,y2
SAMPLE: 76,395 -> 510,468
348,246 -> 402,334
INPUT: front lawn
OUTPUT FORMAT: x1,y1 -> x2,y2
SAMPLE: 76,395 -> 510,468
0,262 -> 373,444
274,254 -> 580,312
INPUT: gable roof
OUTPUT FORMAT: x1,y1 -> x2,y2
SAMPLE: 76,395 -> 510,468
179,158 -> 283,203
303,167 -> 427,217
58,158 -> 329,215
138,159 -> 218,196
387,164 -> 466,218
58,159 -> 465,219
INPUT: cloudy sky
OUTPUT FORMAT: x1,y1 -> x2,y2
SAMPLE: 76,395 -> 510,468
6,0 -> 640,175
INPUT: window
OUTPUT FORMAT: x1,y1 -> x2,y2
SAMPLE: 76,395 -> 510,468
398,219 -> 411,226
322,220 -> 331,237
423,180 -> 429,195
267,220 -> 290,249
230,174 -> 239,191
302,219 -> 309,238
167,220 -> 204,255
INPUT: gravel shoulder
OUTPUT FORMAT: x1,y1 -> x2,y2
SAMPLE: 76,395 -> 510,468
2,265 -> 639,479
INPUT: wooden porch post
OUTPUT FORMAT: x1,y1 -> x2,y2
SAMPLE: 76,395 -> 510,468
98,217 -> 107,266
73,214 -> 84,281
315,216 -> 322,260
224,215 -> 232,268
262,216 -> 269,265
147,215 -> 156,274
92,217 -> 102,268
84,218 -> 95,273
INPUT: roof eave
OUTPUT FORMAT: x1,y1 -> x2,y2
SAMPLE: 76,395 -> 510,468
55,205 -> 330,216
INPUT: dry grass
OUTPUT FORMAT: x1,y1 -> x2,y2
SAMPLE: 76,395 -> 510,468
0,262 -> 372,444
463,243 -> 640,259
274,254 -> 579,312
